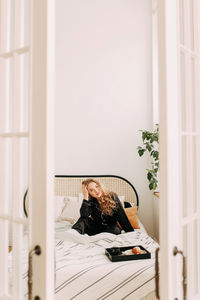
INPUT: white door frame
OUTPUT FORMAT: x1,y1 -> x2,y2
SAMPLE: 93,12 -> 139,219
158,0 -> 200,299
29,0 -> 55,299
158,0 -> 182,299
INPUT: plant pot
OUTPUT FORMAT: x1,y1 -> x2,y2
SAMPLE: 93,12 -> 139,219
153,191 -> 159,198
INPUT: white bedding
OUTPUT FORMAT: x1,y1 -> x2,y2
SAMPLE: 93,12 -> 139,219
10,221 -> 158,300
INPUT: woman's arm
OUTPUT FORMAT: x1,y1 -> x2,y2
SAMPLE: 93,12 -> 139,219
79,183 -> 92,218
80,200 -> 92,218
111,193 -> 134,232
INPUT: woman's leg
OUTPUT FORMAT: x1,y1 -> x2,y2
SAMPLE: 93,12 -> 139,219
104,223 -> 121,235
72,217 -> 87,234
72,217 -> 102,235
115,203 -> 134,232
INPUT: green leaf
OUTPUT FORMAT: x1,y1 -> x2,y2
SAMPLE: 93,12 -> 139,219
153,182 -> 157,190
153,168 -> 158,174
150,137 -> 154,143
153,151 -> 159,160
142,132 -> 146,141
154,135 -> 159,142
149,182 -> 154,190
150,150 -> 154,156
138,149 -> 145,157
146,133 -> 151,140
146,144 -> 152,152
147,172 -> 153,180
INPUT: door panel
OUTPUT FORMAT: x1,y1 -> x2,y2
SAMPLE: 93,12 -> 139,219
158,0 -> 200,299
0,0 -> 55,299
29,0 -> 55,299
0,1 -> 29,298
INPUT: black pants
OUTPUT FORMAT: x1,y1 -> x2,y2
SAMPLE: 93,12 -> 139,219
72,217 -> 121,236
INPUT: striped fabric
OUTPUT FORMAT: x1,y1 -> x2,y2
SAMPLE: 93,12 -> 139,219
11,222 -> 158,300
9,226 -> 158,300
53,228 -> 158,300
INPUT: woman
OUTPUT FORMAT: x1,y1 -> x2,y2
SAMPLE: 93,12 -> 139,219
72,178 -> 134,235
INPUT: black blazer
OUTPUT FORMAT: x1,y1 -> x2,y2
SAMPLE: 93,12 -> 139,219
79,192 -> 134,232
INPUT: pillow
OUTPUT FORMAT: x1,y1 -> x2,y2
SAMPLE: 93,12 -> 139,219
24,191 -> 66,221
78,193 -> 84,201
59,196 -> 82,224
63,195 -> 80,204
118,195 -> 125,205
118,206 -> 140,229
125,206 -> 140,229
55,196 -> 66,221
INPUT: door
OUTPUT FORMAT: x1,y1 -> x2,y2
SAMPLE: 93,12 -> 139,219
0,0 -> 55,299
158,0 -> 200,299
29,0 -> 55,299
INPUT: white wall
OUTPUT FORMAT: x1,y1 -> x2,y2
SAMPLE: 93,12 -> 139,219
55,0 -> 155,236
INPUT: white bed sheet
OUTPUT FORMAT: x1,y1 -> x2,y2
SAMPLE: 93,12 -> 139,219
9,221 -> 158,300
54,220 -> 157,300
55,218 -> 148,242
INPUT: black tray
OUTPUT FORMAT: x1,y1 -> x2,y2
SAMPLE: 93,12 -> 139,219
105,245 -> 151,262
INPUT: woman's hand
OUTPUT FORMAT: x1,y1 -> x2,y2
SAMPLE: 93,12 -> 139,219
82,183 -> 89,200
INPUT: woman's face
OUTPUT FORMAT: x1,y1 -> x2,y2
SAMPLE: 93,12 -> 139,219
87,182 -> 102,198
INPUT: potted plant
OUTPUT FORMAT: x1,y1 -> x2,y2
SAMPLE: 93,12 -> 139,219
137,124 -> 160,241
137,124 -> 159,196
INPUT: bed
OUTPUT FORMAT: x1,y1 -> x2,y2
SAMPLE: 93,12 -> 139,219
16,175 -> 158,299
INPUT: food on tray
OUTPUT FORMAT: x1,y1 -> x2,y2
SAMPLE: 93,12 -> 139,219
132,246 -> 142,254
121,247 -> 147,256
105,245 -> 150,262
107,246 -> 148,258
122,249 -> 133,255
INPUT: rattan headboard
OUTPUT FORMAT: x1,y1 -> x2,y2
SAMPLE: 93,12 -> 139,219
55,175 -> 139,206
24,175 -> 139,216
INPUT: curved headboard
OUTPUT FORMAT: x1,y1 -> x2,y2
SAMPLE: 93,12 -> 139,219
55,175 -> 139,207
24,175 -> 139,217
